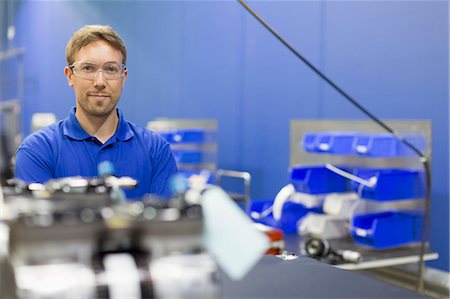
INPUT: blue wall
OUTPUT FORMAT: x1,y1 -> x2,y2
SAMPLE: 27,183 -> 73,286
13,0 -> 449,271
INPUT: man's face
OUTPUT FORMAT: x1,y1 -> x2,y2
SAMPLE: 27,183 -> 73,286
64,40 -> 128,118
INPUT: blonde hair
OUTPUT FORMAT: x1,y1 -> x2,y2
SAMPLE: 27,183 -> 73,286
65,25 -> 127,65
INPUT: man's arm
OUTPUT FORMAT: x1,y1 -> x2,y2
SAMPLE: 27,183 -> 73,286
149,141 -> 178,197
15,138 -> 54,184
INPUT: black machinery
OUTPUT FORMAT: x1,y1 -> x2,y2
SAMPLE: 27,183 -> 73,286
0,175 -> 220,299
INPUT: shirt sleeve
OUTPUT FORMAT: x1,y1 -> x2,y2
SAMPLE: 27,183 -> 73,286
15,136 -> 54,184
149,139 -> 179,197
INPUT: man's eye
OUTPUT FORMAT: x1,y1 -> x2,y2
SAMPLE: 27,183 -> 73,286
80,64 -> 97,72
104,64 -> 120,73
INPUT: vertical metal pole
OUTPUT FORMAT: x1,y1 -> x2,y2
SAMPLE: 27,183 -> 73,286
15,51 -> 23,148
7,0 -> 15,49
0,1 -> 4,51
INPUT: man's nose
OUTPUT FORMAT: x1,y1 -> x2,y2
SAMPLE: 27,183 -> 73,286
93,71 -> 107,88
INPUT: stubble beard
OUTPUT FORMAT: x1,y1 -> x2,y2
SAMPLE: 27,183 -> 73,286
79,96 -> 118,118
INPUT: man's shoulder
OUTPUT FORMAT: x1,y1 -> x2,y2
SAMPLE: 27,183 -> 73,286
19,121 -> 64,149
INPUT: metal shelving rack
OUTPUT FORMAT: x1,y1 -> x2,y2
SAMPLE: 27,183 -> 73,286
288,119 -> 437,285
147,119 -> 218,174
0,48 -> 24,179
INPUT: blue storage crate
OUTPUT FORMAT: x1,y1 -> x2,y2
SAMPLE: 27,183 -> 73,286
277,202 -> 315,234
157,131 -> 176,143
290,165 -> 352,194
301,132 -> 359,155
352,168 -> 424,201
350,211 -> 423,249
355,134 -> 426,157
160,129 -> 215,144
247,199 -> 321,234
247,199 -> 278,227
301,133 -> 319,153
173,150 -> 203,164
172,150 -> 216,164
316,132 -> 357,155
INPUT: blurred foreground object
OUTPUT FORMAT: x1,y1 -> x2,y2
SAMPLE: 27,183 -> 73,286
0,169 -> 268,299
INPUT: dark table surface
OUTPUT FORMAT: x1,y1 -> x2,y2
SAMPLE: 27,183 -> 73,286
221,255 -> 430,298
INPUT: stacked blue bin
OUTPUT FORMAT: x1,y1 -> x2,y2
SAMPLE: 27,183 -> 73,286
301,131 -> 426,249
290,165 -> 352,194
247,193 -> 323,234
268,165 -> 352,233
303,132 -> 358,155
351,211 -> 423,249
148,121 -> 218,184
349,167 -> 424,249
156,129 -> 217,169
302,131 -> 425,157
246,164 -> 352,234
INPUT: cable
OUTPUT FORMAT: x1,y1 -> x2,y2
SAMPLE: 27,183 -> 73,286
238,0 -> 431,292
325,163 -> 377,188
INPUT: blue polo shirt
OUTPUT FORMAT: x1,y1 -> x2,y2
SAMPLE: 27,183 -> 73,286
15,107 -> 178,200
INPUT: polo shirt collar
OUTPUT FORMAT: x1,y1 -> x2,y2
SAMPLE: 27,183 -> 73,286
63,107 -> 134,141
115,108 -> 134,141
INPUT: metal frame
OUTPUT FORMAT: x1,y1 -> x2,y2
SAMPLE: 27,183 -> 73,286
215,169 -> 251,209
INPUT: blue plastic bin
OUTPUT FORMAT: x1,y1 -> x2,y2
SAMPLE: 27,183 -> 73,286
247,199 -> 278,227
159,129 -> 215,144
290,165 -> 352,194
301,132 -> 359,155
352,168 -> 424,201
302,133 -> 319,152
172,150 -> 216,164
350,211 -> 423,249
247,199 -> 321,234
302,132 -> 426,157
172,150 -> 203,163
355,134 -> 426,157
277,202 -> 310,233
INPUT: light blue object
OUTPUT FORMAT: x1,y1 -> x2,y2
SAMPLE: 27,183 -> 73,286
97,161 -> 126,202
169,173 -> 190,194
202,187 -> 269,280
98,160 -> 115,177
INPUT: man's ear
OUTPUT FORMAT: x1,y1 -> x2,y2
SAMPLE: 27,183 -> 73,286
64,66 -> 74,87
122,69 -> 128,88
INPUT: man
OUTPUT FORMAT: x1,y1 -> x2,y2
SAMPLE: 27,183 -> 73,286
15,25 -> 178,199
